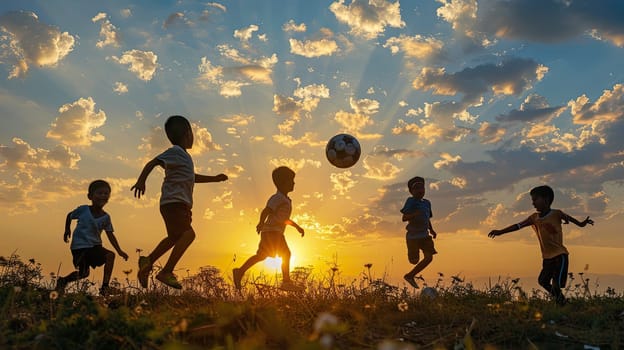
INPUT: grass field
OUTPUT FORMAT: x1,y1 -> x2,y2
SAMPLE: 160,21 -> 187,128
2,253 -> 623,349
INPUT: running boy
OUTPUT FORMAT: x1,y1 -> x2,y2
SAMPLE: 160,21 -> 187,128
488,185 -> 594,305
401,176 -> 437,289
232,166 -> 305,291
132,115 -> 227,289
56,180 -> 129,296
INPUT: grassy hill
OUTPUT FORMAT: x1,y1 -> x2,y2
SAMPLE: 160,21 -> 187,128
2,254 -> 623,349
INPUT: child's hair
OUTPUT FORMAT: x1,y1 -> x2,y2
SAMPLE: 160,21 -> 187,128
272,166 -> 295,187
407,176 -> 425,190
164,115 -> 192,144
88,180 -> 111,196
530,185 -> 554,205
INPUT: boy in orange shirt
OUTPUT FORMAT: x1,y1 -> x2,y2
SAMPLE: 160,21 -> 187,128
488,185 -> 593,305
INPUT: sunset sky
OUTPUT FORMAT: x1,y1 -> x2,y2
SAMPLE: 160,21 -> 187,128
1,0 -> 623,291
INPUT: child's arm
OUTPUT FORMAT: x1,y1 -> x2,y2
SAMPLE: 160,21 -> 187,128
428,221 -> 437,239
63,212 -> 72,243
104,231 -> 129,261
488,217 -> 532,238
256,207 -> 272,233
286,219 -> 305,237
562,213 -> 594,227
402,212 -> 418,222
195,173 -> 228,183
131,158 -> 163,198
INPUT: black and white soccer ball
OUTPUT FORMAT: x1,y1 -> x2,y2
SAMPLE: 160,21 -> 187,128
325,133 -> 361,168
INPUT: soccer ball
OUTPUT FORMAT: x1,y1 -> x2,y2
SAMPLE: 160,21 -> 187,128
420,287 -> 438,299
325,134 -> 361,168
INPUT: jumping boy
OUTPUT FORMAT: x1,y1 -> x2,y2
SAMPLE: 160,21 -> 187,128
56,180 -> 129,296
131,115 -> 228,289
232,166 -> 305,291
488,185 -> 594,305
401,176 -> 438,289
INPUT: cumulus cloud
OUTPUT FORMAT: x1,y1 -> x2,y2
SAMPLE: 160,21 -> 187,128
383,34 -> 444,61
333,97 -> 383,140
330,170 -> 357,196
111,49 -> 158,81
163,12 -> 191,29
496,94 -> 565,123
196,52 -> 277,97
568,83 -> 624,125
46,97 -> 107,147
283,19 -> 307,32
113,81 -> 128,94
329,0 -> 405,39
289,38 -> 339,57
370,145 -> 427,160
478,121 -> 505,144
0,137 -> 80,170
0,11 -> 75,78
234,24 -> 259,42
437,0 -> 624,47
362,155 -> 401,181
92,12 -> 121,48
413,58 -> 548,102
391,119 -> 446,144
269,158 -> 322,172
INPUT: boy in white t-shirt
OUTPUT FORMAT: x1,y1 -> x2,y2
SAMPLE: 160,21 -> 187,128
132,115 -> 228,289
56,180 -> 129,296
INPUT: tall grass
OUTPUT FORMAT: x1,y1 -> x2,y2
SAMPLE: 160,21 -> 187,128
1,253 -> 623,349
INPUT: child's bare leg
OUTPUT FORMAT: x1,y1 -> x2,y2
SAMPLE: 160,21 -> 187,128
102,250 -> 115,286
407,255 -> 433,277
147,236 -> 176,263
161,229 -> 195,274
238,255 -> 263,274
281,250 -> 292,282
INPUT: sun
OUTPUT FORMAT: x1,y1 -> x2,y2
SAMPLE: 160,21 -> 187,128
263,255 -> 297,270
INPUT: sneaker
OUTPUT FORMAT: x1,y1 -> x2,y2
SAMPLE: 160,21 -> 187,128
156,272 -> 182,289
556,295 -> 567,306
280,280 -> 304,292
232,268 -> 242,290
137,256 -> 151,288
404,274 -> 420,289
55,277 -> 67,293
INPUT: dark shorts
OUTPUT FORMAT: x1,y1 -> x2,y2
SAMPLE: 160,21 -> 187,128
539,254 -> 569,288
256,231 -> 290,259
160,202 -> 193,240
72,245 -> 112,271
406,236 -> 437,264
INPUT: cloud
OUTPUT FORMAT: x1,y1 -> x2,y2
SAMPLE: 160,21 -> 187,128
329,0 -> 405,39
478,121 -> 506,144
207,2 -> 227,12
496,94 -> 565,123
330,170 -> 357,196
46,97 -> 107,147
413,58 -> 548,102
289,38 -> 339,57
196,52 -> 277,97
111,49 -> 158,81
391,119 -> 446,144
568,84 -> 624,125
163,12 -> 191,29
383,34 -> 444,61
234,24 -> 259,43
120,8 -> 132,18
92,12 -> 121,48
332,97 -> 383,140
113,81 -> 128,94
269,158 -> 322,172
370,145 -> 427,160
283,19 -> 307,32
0,137 -> 80,170
0,11 -> 75,78
437,0 -> 624,47
362,155 -> 401,181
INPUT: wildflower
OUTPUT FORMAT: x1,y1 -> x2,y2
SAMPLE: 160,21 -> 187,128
49,291 -> 59,300
451,275 -> 463,283
122,269 -> 132,276
135,248 -> 143,254
134,306 -> 143,314
14,286 -> 22,293
364,263 -> 372,269
437,272 -> 444,277
584,264 -> 589,271
331,266 -> 339,272
533,311 -> 542,321
397,301 -> 408,312
314,312 -> 338,334
29,258 -> 36,264
511,278 -> 520,284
